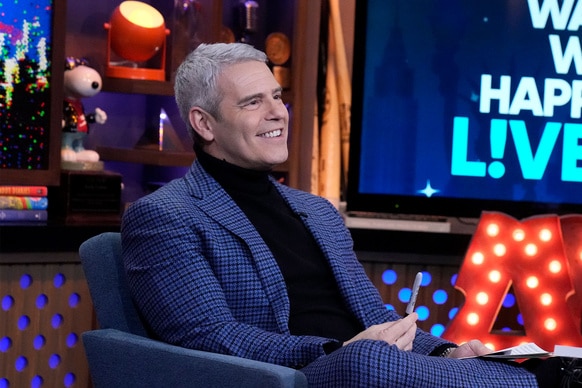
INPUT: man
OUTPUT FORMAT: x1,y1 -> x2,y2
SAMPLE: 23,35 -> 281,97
121,43 -> 580,387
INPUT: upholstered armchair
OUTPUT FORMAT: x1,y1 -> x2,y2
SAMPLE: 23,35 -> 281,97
79,232 -> 308,388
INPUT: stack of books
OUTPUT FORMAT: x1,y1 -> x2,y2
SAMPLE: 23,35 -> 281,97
0,186 -> 49,224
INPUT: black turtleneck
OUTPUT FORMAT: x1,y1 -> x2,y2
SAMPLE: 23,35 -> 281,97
196,149 -> 363,343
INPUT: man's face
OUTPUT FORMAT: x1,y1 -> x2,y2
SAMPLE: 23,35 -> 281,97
196,60 -> 289,170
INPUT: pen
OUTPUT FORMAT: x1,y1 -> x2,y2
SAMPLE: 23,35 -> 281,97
405,272 -> 423,316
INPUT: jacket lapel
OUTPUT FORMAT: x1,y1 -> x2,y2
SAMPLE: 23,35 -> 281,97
185,162 -> 291,333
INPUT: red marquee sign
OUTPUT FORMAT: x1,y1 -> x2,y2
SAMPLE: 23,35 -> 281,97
443,212 -> 582,352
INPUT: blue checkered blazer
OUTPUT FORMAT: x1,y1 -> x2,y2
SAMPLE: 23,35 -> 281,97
122,161 -> 537,387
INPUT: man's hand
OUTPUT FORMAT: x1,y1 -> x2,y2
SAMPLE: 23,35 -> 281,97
447,339 -> 492,358
343,313 -> 418,351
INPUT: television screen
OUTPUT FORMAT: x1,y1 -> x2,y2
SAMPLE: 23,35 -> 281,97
0,0 -> 64,185
347,0 -> 582,220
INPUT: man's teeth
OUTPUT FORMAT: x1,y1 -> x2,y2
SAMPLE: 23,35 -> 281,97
259,129 -> 282,138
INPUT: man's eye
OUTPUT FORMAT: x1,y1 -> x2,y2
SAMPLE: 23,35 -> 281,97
242,99 -> 261,110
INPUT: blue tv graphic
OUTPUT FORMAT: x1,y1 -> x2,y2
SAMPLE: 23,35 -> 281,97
357,0 -> 582,206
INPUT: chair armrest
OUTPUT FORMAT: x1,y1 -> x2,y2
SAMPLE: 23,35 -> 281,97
82,329 -> 308,388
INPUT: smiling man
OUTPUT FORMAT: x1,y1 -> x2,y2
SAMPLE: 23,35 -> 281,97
121,43 -> 581,387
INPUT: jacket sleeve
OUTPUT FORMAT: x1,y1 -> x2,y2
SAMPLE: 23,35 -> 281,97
121,194 -> 335,369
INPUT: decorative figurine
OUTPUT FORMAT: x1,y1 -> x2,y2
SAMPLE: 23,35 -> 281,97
61,57 -> 107,168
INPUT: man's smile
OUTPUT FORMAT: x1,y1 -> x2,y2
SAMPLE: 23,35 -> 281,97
258,129 -> 283,138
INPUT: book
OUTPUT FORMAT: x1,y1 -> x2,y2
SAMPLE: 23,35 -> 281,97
0,186 -> 48,196
465,342 -> 582,360
480,343 -> 551,359
0,209 -> 48,223
553,345 -> 582,358
0,196 -> 48,210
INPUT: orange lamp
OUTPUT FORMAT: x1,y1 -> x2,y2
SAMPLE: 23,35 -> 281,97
104,1 -> 170,81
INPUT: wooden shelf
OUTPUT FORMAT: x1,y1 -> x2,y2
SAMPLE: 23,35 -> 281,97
102,77 -> 174,96
97,146 -> 290,172
97,146 -> 195,166
102,79 -> 294,100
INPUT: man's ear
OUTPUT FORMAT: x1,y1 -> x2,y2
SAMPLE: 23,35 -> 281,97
189,107 -> 215,142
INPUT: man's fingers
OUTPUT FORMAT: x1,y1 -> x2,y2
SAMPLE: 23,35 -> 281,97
378,314 -> 418,346
393,324 -> 416,351
404,312 -> 419,322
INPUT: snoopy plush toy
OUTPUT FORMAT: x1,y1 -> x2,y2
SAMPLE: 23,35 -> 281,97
61,57 -> 107,166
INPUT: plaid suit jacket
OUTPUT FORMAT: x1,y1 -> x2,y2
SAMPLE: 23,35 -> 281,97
122,161 -> 537,387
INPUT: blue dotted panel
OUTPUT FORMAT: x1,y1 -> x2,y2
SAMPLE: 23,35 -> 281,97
36,294 -> 48,309
416,305 -> 429,321
66,333 -> 78,348
31,375 -> 43,388
381,269 -> 397,285
503,293 -> 516,308
1,296 -> 14,311
432,289 -> 448,304
398,288 -> 412,303
1,268 -> 84,386
20,274 -> 33,289
15,356 -> 28,371
18,315 -> 30,330
64,372 -> 76,387
0,337 -> 11,352
420,272 -> 431,286
49,354 -> 61,369
33,335 -> 46,350
68,293 -> 80,308
51,313 -> 64,329
430,323 -> 445,337
53,273 -> 66,288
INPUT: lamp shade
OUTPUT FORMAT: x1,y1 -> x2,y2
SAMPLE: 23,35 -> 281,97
109,1 -> 166,62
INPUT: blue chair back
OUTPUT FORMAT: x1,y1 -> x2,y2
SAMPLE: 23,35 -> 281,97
79,232 -> 308,388
79,232 -> 148,337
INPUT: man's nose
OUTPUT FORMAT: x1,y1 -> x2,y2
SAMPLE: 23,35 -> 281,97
266,99 -> 287,119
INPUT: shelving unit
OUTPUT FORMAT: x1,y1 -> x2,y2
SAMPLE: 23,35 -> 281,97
96,146 -> 195,167
97,145 -> 290,172
102,77 -> 174,96
63,0 -> 321,200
